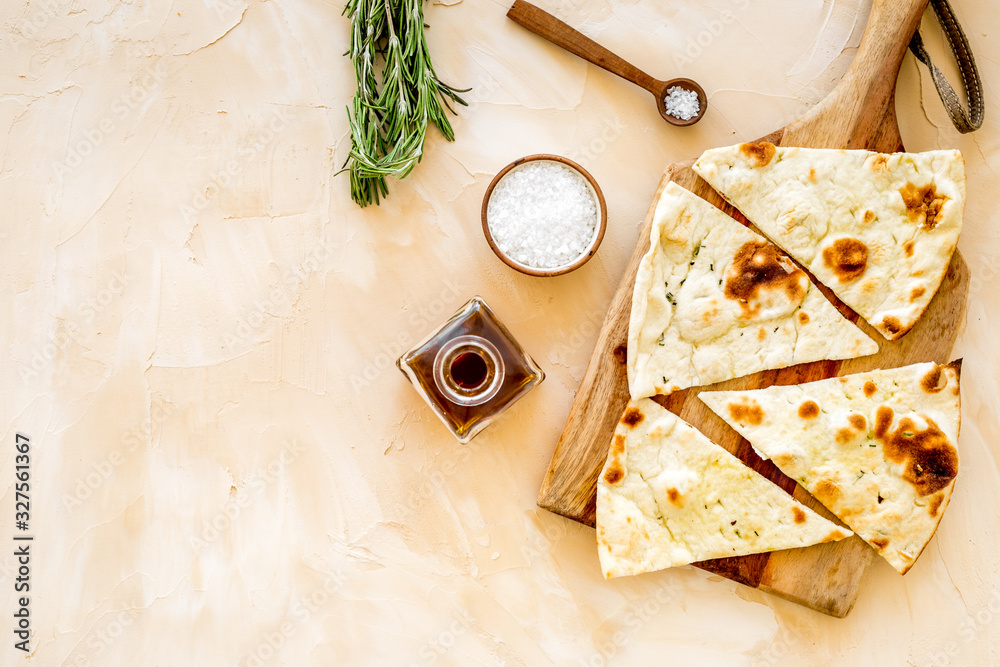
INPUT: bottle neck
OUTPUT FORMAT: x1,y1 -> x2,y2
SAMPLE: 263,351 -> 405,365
433,335 -> 505,406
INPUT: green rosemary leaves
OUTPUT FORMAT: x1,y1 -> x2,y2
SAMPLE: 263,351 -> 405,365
342,0 -> 468,207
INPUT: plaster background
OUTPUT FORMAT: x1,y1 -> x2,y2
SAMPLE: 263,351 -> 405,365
1,0 -> 998,665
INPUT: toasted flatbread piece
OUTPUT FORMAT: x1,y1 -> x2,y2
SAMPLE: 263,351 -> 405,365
628,182 -> 877,399
700,361 -> 961,574
596,398 -> 852,579
693,144 -> 965,340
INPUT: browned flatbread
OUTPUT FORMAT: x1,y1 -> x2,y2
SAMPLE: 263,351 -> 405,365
596,398 -> 852,578
693,144 -> 965,340
701,361 -> 961,574
628,182 -> 877,399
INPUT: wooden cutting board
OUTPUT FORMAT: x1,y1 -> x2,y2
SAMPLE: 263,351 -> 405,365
537,0 -> 970,617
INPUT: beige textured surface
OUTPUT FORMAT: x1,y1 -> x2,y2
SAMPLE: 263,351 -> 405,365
0,0 -> 998,665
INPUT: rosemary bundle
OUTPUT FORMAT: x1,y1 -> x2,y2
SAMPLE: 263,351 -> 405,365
342,0 -> 468,207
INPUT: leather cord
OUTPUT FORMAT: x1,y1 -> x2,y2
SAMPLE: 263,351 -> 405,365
908,0 -> 984,133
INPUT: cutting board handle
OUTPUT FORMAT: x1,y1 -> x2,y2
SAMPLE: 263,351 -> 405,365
784,0 -> 929,148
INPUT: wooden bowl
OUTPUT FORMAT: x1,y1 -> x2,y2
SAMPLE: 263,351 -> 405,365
481,154 -> 608,277
654,78 -> 708,127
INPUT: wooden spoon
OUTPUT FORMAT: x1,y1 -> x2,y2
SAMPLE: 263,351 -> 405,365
506,0 -> 707,126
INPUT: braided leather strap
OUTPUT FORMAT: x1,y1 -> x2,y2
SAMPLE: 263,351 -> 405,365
908,0 -> 984,133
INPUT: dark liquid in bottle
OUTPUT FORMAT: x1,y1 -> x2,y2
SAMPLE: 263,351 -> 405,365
451,352 -> 488,389
402,299 -> 542,440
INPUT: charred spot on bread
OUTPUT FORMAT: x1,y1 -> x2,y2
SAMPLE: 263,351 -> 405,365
822,238 -> 869,282
612,434 -> 626,457
724,241 -> 807,317
666,488 -> 682,506
903,240 -> 915,257
876,414 -> 958,496
605,435 -> 628,485
792,507 -> 807,524
797,311 -> 810,324
836,414 -> 867,443
604,463 -> 624,485
863,381 -> 877,397
813,477 -> 842,504
910,286 -> 926,302
739,141 -> 776,167
929,494 -> 945,517
920,365 -> 948,393
622,408 -> 644,428
874,406 -> 894,440
899,182 -> 948,229
728,399 -> 764,426
869,154 -> 890,171
881,316 -> 906,337
798,400 -> 820,419
871,537 -> 889,551
863,210 -> 876,224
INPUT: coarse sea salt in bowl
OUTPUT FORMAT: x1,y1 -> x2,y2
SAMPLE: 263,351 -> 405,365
482,155 -> 607,277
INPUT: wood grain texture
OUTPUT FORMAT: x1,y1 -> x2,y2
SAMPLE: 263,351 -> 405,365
537,0 -> 971,617
505,0 -> 708,125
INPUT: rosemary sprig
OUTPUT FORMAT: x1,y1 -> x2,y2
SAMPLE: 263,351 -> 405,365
341,0 -> 468,207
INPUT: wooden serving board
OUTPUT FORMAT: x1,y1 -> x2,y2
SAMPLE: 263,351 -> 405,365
537,0 -> 970,617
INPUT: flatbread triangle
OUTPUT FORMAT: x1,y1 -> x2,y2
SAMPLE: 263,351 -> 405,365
628,181 -> 877,399
699,361 -> 961,574
692,143 -> 965,340
597,398 -> 853,579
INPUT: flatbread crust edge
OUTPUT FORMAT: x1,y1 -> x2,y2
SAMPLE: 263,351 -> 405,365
596,398 -> 853,579
626,181 -> 878,399
692,143 -> 965,341
698,360 -> 961,575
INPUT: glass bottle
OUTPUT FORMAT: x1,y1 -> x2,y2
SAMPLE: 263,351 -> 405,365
397,297 -> 545,443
